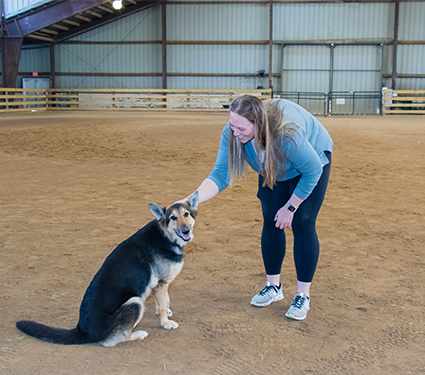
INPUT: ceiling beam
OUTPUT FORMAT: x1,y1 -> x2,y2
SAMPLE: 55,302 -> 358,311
2,0 -> 110,37
27,34 -> 56,42
51,23 -> 70,31
74,14 -> 92,23
97,5 -> 114,14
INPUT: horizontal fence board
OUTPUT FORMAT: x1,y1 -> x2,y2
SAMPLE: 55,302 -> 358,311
383,110 -> 425,114
0,89 -> 270,113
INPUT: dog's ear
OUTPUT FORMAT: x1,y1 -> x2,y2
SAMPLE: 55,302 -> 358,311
148,203 -> 166,220
186,190 -> 199,210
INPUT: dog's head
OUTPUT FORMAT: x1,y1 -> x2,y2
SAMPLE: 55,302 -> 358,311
148,191 -> 199,247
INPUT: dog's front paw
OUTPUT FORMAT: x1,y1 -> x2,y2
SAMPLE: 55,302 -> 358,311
162,320 -> 179,330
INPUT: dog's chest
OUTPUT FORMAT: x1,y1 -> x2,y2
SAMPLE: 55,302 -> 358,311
152,259 -> 184,285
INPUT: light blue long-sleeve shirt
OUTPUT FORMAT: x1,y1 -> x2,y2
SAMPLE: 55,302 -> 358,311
207,99 -> 334,200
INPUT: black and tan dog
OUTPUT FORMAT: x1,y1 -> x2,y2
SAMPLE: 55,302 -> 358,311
16,191 -> 198,347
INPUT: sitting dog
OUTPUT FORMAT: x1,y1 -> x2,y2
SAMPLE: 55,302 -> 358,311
16,191 -> 198,347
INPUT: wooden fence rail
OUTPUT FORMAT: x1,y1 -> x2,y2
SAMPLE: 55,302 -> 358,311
383,89 -> 425,115
0,88 -> 271,113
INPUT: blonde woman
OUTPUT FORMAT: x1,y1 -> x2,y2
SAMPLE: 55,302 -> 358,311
181,95 -> 333,320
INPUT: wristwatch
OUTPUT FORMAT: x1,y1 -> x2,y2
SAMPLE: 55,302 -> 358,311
286,203 -> 298,213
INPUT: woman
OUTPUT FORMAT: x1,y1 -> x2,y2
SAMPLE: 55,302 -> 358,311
181,94 -> 333,320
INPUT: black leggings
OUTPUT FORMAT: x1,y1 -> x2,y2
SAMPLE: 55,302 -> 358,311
257,152 -> 331,283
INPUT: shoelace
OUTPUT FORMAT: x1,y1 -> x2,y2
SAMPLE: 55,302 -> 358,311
291,294 -> 307,308
259,285 -> 277,296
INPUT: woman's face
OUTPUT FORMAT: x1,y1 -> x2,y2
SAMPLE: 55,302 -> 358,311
229,111 -> 255,144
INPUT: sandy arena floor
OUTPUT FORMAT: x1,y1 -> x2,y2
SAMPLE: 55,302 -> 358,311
0,110 -> 424,374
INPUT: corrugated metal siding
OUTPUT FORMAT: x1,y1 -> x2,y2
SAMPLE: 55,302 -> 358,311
167,44 -> 270,75
3,0 -> 54,19
70,7 -> 161,42
333,46 -> 381,91
398,45 -> 425,90
19,47 -> 50,72
167,4 -> 269,41
55,7 -> 161,89
55,76 -> 162,90
56,44 -> 160,74
397,2 -> 425,90
274,3 -> 392,41
398,2 -> 425,41
281,45 -> 330,92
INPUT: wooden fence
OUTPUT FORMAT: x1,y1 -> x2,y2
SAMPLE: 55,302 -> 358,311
383,89 -> 425,115
0,88 -> 271,113
0,88 -> 48,112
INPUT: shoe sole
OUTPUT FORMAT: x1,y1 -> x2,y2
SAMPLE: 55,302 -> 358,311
250,293 -> 284,307
285,312 -> 307,320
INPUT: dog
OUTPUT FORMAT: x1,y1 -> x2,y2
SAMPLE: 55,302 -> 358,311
16,191 -> 198,347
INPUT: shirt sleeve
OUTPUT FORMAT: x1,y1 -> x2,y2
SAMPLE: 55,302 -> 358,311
284,133 -> 324,200
206,125 -> 230,192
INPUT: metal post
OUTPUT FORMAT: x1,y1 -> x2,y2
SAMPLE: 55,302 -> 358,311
50,45 -> 55,88
268,0 -> 273,89
379,44 -> 383,114
280,44 -> 285,93
162,3 -> 167,108
392,1 -> 399,90
328,43 -> 335,115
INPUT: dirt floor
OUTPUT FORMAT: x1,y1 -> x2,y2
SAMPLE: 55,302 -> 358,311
0,110 -> 424,374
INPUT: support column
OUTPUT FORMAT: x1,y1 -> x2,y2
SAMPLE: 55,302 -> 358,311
391,1 -> 399,90
1,37 -> 23,88
268,0 -> 273,89
328,43 -> 335,115
50,45 -> 56,88
162,2 -> 167,90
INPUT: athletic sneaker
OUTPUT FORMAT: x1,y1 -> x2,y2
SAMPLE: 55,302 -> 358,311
285,292 -> 310,320
250,282 -> 284,307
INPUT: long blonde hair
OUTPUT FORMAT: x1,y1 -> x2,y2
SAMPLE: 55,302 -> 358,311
228,95 -> 298,189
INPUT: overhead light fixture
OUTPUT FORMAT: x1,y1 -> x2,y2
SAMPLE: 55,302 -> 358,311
112,0 -> 122,9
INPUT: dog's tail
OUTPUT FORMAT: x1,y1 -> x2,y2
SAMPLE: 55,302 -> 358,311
16,320 -> 90,345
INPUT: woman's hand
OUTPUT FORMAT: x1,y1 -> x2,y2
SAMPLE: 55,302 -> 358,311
274,206 -> 295,230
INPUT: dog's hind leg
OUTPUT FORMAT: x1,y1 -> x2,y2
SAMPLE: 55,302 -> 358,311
152,284 -> 178,330
101,297 -> 148,347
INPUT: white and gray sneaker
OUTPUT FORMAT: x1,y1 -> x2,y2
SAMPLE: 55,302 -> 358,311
285,292 -> 310,320
250,282 -> 284,307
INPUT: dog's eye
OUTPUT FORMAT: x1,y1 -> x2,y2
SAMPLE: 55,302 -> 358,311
170,215 -> 177,221
183,212 -> 189,218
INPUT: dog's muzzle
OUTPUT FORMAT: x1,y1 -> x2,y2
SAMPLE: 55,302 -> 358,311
176,228 -> 192,242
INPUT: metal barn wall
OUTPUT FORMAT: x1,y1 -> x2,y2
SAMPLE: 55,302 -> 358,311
55,6 -> 162,89
165,3 -> 273,90
9,1 -> 425,100
274,2 -> 392,93
16,47 -> 51,87
396,2 -> 425,90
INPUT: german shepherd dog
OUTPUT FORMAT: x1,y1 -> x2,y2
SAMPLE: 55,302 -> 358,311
16,191 -> 198,347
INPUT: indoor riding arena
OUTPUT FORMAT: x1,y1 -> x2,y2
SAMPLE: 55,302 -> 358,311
1,1 -> 424,374
1,110 -> 424,374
